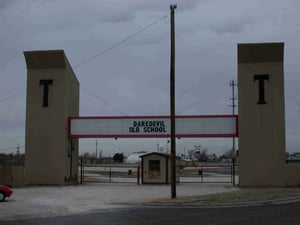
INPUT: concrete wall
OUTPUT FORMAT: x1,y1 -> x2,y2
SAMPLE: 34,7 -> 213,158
285,164 -> 300,186
12,166 -> 25,188
24,50 -> 79,185
0,164 -> 13,186
238,43 -> 286,187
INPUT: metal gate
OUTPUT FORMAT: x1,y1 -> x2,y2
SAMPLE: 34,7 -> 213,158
179,163 -> 238,184
78,161 -> 238,185
78,163 -> 140,184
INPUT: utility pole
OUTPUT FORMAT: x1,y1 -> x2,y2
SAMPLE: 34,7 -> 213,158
230,80 -> 237,185
170,4 -> 177,199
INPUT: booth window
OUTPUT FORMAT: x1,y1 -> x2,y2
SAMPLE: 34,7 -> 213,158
149,160 -> 160,172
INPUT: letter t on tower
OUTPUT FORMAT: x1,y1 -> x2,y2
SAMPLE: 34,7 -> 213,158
40,79 -> 53,107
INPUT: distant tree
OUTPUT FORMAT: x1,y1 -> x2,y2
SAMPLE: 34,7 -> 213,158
0,153 -> 25,165
221,148 -> 234,160
113,152 -> 124,163
207,153 -> 218,162
80,152 -> 92,164
196,149 -> 209,162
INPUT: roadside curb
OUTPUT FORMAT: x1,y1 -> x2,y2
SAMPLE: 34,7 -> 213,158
139,196 -> 300,208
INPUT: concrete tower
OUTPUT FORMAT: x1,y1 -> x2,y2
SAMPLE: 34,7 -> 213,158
238,43 -> 286,186
24,50 -> 79,185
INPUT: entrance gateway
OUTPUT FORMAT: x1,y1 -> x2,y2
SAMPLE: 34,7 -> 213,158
24,43 -> 300,187
23,50 -> 238,185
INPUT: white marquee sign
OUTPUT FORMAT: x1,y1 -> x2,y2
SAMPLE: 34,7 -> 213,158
68,115 -> 238,138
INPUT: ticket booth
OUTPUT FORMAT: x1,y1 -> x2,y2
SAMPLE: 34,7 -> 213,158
140,152 -> 179,184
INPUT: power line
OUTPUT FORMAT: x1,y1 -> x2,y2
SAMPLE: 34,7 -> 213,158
81,87 -> 128,116
0,14 -> 169,107
0,90 -> 25,102
177,81 -> 228,115
74,14 -> 169,69
0,145 -> 24,152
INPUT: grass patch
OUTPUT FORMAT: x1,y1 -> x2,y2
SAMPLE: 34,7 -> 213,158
153,188 -> 300,205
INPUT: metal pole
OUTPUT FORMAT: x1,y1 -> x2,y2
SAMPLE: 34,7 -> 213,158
201,165 -> 203,183
230,80 -> 236,185
82,163 -> 85,184
109,166 -> 112,183
69,139 -> 73,179
80,157 -> 83,184
170,4 -> 177,199
137,165 -> 140,185
95,140 -> 98,164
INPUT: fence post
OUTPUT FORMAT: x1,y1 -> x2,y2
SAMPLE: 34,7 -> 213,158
137,166 -> 140,185
201,165 -> 203,183
232,159 -> 235,186
109,166 -> 112,183
80,157 -> 84,184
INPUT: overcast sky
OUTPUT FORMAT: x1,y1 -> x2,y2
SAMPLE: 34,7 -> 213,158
0,0 -> 300,157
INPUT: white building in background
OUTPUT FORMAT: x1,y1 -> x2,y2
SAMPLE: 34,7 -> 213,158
126,151 -> 148,164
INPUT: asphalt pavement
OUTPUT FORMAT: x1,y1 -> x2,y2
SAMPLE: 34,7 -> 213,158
0,182 -> 238,221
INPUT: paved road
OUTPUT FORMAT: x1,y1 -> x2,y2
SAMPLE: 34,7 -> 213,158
0,183 -> 239,220
2,201 -> 300,225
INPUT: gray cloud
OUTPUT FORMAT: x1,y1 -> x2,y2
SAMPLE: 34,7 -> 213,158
0,0 -> 15,10
207,16 -> 257,35
1,0 -> 300,155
